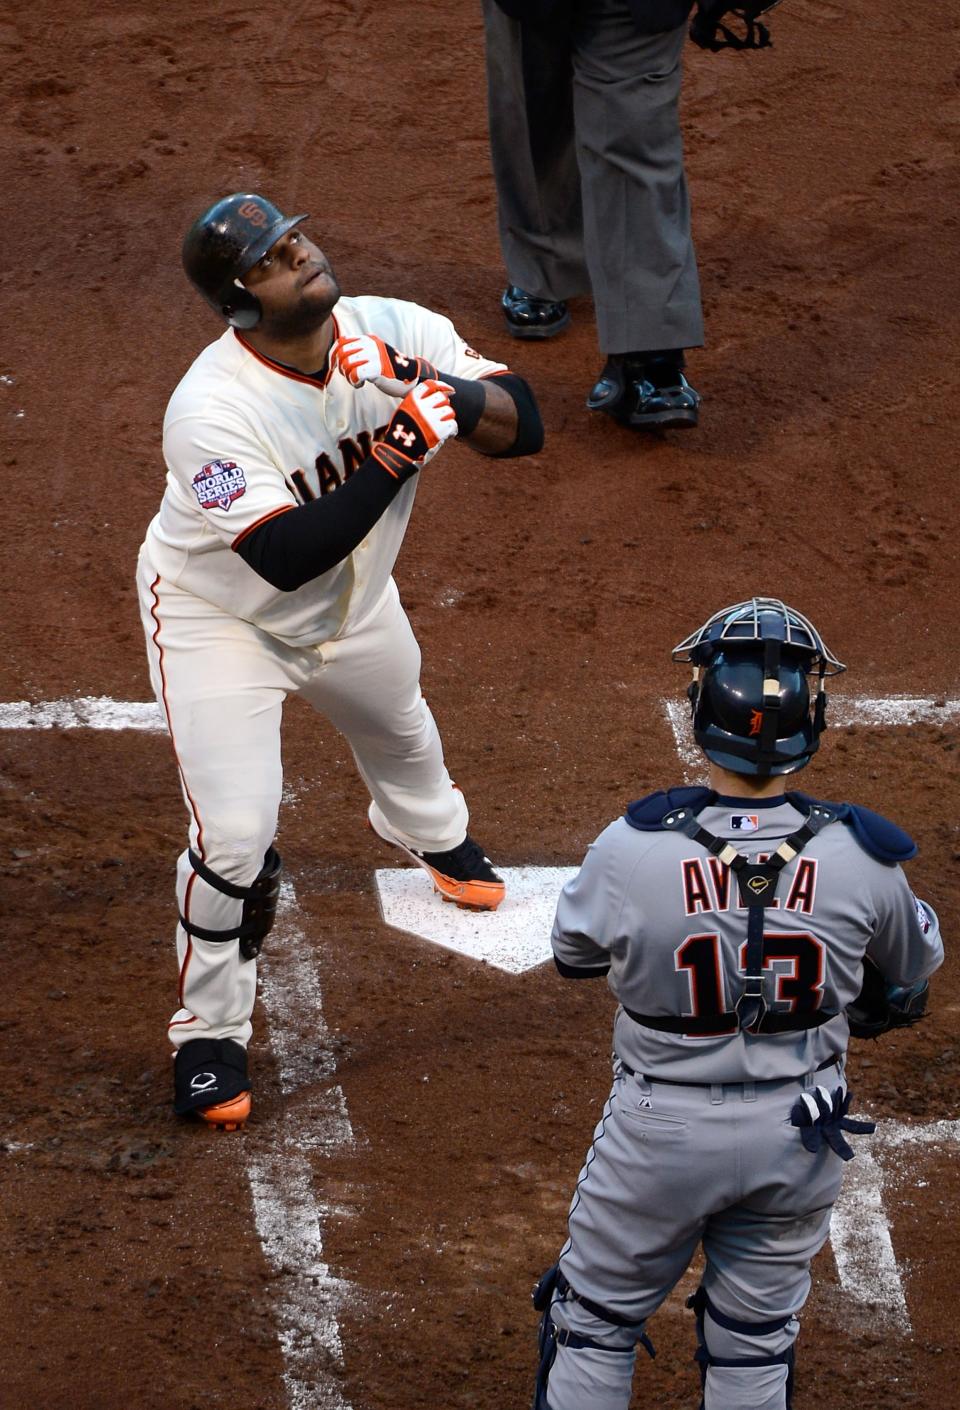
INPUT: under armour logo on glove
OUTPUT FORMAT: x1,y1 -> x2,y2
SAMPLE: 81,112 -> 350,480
790,1085 -> 876,1162
371,379 -> 457,483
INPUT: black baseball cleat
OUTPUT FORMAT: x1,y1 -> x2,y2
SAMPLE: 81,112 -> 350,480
502,285 -> 571,340
367,802 -> 505,910
587,351 -> 700,429
173,1038 -> 252,1130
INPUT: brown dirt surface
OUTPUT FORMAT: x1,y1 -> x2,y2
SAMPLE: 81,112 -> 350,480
2,1 -> 959,1407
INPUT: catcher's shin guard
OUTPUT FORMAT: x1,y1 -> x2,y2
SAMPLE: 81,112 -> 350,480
532,1265 -> 649,1410
689,1286 -> 797,1410
179,846 -> 282,960
174,1037 -> 251,1128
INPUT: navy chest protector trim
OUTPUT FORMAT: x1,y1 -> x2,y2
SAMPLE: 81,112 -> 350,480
625,788 -> 916,863
624,796 -> 840,1036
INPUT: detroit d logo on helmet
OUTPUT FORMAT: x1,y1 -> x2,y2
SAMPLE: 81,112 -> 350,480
192,459 -> 247,511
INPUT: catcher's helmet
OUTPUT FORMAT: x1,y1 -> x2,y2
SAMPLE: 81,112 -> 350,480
672,597 -> 846,776
181,193 -> 308,329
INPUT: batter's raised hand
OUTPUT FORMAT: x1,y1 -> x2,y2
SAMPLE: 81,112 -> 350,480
371,380 -> 457,481
331,333 -> 438,397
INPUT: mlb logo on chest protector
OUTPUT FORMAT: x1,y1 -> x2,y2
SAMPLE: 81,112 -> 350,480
192,459 -> 247,511
730,814 -> 759,833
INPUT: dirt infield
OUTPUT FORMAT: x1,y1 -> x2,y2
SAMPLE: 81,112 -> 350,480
2,1 -> 959,1407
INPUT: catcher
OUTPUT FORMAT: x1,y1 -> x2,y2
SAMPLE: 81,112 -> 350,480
532,597 -> 942,1410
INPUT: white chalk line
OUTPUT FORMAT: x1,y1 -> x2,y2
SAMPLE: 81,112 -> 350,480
662,699 -> 704,782
0,696 -> 166,730
831,1142 -> 910,1327
2,693 -> 958,737
247,878 -> 355,1410
831,1119 -> 960,1331
878,1117 -> 960,1148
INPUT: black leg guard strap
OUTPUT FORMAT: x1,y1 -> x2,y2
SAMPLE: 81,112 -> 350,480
532,1262 -> 655,1409
179,847 -> 282,961
555,1266 -> 655,1357
534,1299 -> 559,1409
533,1308 -> 636,1410
533,1263 -> 562,1312
688,1287 -> 796,1409
689,1286 -> 794,1338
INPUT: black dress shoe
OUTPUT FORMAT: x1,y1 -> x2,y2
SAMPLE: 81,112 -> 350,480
586,352 -> 700,429
502,285 -> 571,340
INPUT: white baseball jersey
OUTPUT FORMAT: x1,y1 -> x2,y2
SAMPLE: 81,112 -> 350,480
144,295 -> 507,646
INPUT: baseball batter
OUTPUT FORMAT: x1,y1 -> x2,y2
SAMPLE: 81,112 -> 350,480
136,193 -> 543,1131
532,598 -> 942,1410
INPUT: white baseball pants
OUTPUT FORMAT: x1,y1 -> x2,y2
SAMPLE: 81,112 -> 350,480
138,551 -> 468,1049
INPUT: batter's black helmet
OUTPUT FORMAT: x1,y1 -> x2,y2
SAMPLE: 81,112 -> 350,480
672,597 -> 846,776
181,193 -> 308,329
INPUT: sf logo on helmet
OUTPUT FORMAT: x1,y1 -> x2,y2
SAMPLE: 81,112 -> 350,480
238,200 -> 269,228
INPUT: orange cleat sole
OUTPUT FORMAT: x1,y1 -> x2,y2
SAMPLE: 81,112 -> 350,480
196,1091 -> 251,1131
366,808 -> 506,912
435,877 -> 505,911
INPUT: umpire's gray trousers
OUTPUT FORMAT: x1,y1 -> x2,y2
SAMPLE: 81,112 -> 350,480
482,0 -> 704,354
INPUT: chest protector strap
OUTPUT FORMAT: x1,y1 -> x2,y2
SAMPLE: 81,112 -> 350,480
624,802 -> 838,1036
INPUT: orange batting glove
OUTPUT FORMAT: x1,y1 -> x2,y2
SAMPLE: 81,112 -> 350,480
371,380 -> 457,482
331,333 -> 439,398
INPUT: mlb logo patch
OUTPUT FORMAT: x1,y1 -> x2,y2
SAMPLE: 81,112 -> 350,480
730,814 -> 759,833
192,459 -> 247,511
914,896 -> 931,934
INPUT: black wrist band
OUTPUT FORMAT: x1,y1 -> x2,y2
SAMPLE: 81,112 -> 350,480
440,374 -> 486,437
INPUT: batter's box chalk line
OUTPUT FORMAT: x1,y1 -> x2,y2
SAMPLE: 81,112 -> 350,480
0,696 -> 167,730
250,878 -> 355,1409
830,1118 -> 960,1334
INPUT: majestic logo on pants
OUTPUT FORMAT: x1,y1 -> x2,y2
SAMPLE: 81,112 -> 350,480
190,1072 -> 218,1093
193,459 -> 247,511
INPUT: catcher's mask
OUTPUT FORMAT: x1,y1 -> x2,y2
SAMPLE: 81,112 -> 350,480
181,193 -> 307,330
672,597 -> 846,776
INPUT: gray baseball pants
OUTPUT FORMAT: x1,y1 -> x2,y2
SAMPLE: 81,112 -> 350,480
482,0 -> 704,353
541,1065 -> 848,1410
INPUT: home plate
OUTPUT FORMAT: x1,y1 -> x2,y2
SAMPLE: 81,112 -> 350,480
373,867 -> 578,974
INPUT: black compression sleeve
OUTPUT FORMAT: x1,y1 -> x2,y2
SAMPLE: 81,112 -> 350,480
485,372 -> 544,457
234,458 -> 405,591
436,374 -> 487,437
